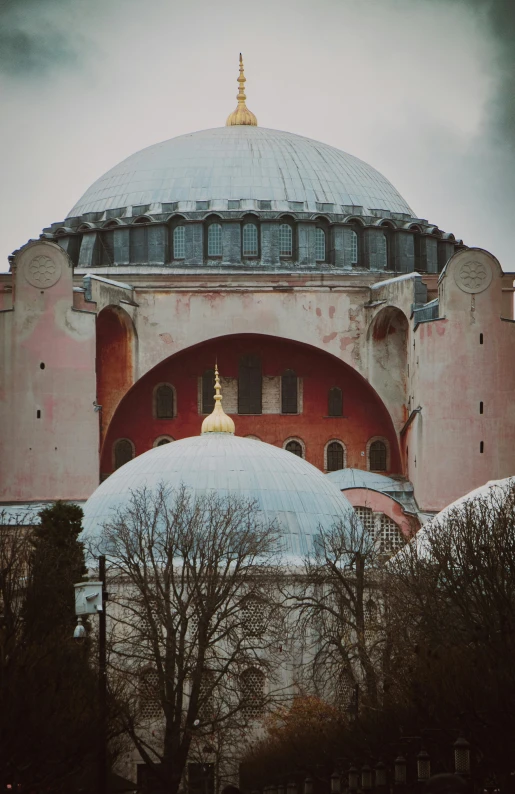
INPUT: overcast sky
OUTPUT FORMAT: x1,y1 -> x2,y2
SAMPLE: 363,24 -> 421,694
1,0 -> 514,272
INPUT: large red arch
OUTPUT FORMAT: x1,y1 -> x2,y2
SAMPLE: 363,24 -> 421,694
99,333 -> 402,477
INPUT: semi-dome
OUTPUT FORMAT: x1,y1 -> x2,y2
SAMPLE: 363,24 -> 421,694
82,433 -> 355,560
67,125 -> 415,219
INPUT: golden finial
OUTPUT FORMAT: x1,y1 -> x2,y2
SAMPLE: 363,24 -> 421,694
226,53 -> 258,127
201,365 -> 236,435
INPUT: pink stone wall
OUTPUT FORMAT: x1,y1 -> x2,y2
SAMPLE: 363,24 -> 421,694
343,488 -> 418,539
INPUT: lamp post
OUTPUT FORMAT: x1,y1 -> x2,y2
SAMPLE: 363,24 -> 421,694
454,736 -> 470,777
331,771 -> 341,794
74,555 -> 107,794
374,761 -> 387,793
361,765 -> 372,793
287,780 -> 298,794
304,778 -> 313,794
394,756 -> 407,787
416,749 -> 431,783
348,766 -> 359,794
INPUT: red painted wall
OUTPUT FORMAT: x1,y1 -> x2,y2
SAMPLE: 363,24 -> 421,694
100,334 -> 401,476
97,306 -> 134,438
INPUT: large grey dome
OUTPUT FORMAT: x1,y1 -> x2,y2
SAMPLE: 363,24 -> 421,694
82,433 -> 355,560
68,125 -> 414,218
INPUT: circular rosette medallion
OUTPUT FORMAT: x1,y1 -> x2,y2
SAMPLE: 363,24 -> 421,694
24,255 -> 62,289
454,259 -> 492,294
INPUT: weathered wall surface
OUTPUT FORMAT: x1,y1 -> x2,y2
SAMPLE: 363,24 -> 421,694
0,242 -> 98,502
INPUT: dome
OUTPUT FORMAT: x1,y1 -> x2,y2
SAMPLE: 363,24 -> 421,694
67,125 -> 415,219
82,433 -> 355,560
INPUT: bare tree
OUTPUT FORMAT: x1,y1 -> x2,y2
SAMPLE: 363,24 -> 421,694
284,512 -> 407,714
96,484 -> 286,794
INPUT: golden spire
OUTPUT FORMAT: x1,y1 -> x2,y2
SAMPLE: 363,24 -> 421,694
201,365 -> 236,435
226,53 -> 258,127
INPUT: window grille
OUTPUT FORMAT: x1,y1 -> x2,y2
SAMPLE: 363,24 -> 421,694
378,233 -> 388,269
315,228 -> 326,262
279,224 -> 293,256
240,668 -> 265,719
155,385 -> 174,419
238,355 -> 262,414
378,515 -> 405,555
139,669 -> 161,721
327,441 -> 344,472
242,598 -> 266,636
364,598 -> 377,644
285,440 -> 303,458
351,230 -> 358,265
173,225 -> 185,259
207,224 -> 222,257
198,671 -> 215,722
202,369 -> 215,414
281,369 -> 298,414
114,439 -> 133,470
242,223 -> 258,256
328,386 -> 343,417
354,506 -> 375,535
369,440 -> 387,471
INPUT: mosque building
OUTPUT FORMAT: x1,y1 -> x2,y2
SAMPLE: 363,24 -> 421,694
1,54 -> 515,540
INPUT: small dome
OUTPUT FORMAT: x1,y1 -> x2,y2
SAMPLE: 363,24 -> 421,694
82,434 -> 355,560
67,126 -> 414,218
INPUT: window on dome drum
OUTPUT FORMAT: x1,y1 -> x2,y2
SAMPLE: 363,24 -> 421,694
378,233 -> 388,269
279,224 -> 293,257
328,387 -> 343,417
207,223 -> 222,257
155,384 -> 174,419
99,230 -> 114,266
240,668 -> 265,719
285,440 -> 303,457
238,355 -> 262,414
351,230 -> 358,265
202,369 -> 215,414
130,225 -> 148,263
173,225 -> 185,259
315,228 -> 326,262
370,440 -> 387,471
281,369 -> 298,414
114,439 -> 134,470
327,441 -> 344,472
242,223 -> 258,257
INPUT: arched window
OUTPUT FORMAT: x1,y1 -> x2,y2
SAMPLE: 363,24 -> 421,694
202,369 -> 215,414
328,387 -> 343,417
279,224 -> 293,257
173,225 -> 185,259
207,223 -> 222,257
238,355 -> 262,414
378,233 -> 388,269
315,228 -> 326,262
281,369 -> 298,414
154,437 -> 173,447
285,440 -> 303,458
326,441 -> 344,472
155,384 -> 174,419
240,668 -> 265,719
242,223 -> 258,257
351,230 -> 358,265
114,439 -> 134,470
369,440 -> 387,471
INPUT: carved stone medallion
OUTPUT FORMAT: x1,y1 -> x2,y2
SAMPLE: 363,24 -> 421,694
454,259 -> 492,294
24,255 -> 62,289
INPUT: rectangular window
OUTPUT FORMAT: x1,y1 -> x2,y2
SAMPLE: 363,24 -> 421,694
132,204 -> 150,216
173,226 -> 185,259
316,202 -> 335,212
259,200 -> 272,210
196,200 -> 209,211
228,200 -> 240,210
288,201 -> 304,211
242,224 -> 258,256
207,224 -> 222,257
279,224 -> 293,257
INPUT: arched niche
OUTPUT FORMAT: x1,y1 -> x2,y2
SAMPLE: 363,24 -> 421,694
367,307 -> 409,432
96,305 -> 136,442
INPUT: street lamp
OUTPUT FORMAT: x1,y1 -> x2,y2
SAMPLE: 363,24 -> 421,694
454,736 -> 471,776
331,771 -> 341,794
74,555 -> 107,794
304,778 -> 313,794
348,766 -> 359,794
361,765 -> 372,792
374,761 -> 387,789
287,780 -> 298,794
416,749 -> 431,782
394,756 -> 407,786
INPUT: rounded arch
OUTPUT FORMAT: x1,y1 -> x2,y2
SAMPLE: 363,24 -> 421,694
153,435 -> 175,447
343,215 -> 365,226
100,332 -> 403,478
132,215 -> 153,224
153,382 -> 177,419
78,222 -> 95,231
283,437 -> 305,458
102,218 -> 123,228
313,214 -> 331,224
377,219 -> 396,229
96,305 -> 136,449
367,436 -> 390,472
324,439 -> 347,472
112,437 -> 135,470
407,223 -> 422,233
